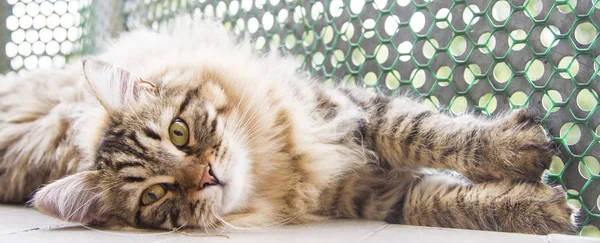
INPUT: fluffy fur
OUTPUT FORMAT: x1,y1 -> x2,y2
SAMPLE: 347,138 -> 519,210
0,17 -> 577,234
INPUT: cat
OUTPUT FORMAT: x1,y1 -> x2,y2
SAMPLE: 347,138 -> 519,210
0,17 -> 577,235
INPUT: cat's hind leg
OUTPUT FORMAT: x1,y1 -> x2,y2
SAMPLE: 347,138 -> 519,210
385,173 -> 578,235
0,69 -> 84,203
0,102 -> 81,203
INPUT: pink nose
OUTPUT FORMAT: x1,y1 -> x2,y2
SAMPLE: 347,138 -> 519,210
199,166 -> 219,189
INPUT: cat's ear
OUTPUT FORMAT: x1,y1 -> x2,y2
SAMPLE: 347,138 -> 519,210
31,171 -> 106,224
82,59 -> 156,113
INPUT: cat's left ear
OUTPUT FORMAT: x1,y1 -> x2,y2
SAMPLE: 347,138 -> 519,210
82,59 -> 156,113
31,171 -> 106,224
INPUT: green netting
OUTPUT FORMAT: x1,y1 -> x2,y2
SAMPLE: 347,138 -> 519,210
1,0 -> 92,71
2,0 -> 600,237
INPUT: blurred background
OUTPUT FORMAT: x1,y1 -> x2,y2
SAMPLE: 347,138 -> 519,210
1,0 -> 599,237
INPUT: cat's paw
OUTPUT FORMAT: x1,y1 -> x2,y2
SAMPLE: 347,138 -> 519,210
530,186 -> 579,235
480,109 -> 555,182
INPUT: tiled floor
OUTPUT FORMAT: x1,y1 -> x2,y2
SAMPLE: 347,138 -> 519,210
0,205 -> 594,243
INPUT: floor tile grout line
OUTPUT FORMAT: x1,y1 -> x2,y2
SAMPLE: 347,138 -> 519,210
357,223 -> 389,243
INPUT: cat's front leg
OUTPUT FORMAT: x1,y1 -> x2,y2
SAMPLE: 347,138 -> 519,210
344,89 -> 553,183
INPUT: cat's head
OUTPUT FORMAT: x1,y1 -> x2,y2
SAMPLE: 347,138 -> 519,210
31,59 -> 253,229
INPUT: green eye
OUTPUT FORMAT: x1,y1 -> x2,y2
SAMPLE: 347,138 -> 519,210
141,184 -> 167,205
169,119 -> 189,147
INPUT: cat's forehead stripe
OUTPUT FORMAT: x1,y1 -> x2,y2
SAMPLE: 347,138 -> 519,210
178,88 -> 198,114
97,125 -> 160,170
143,127 -> 162,141
127,131 -> 148,152
114,161 -> 145,171
123,176 -> 146,183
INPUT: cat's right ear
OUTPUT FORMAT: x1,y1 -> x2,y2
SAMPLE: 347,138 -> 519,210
82,59 -> 156,113
31,171 -> 106,224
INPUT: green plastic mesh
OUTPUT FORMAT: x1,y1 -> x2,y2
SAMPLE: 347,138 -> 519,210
0,0 -> 92,72
2,0 -> 600,237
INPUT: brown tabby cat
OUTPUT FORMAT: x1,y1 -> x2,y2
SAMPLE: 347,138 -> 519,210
0,17 -> 577,235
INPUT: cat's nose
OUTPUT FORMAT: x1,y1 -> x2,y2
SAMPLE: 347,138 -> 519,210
199,166 -> 220,189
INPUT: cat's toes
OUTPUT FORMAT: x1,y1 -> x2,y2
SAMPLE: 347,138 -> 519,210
536,186 -> 579,235
483,109 -> 555,182
509,185 -> 579,235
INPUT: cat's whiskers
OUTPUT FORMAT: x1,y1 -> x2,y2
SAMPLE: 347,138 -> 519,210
236,91 -> 275,133
221,76 -> 250,142
229,80 -> 266,142
230,76 -> 276,141
227,103 -> 280,154
236,77 -> 296,138
191,205 -> 202,228
236,113 -> 288,150
238,108 -> 281,139
232,97 -> 286,145
210,204 -> 301,232
240,112 -> 286,139
212,213 -> 244,230
200,210 -> 209,234
239,130 -> 276,152
194,204 -> 223,234
231,107 -> 268,148
205,215 -> 218,232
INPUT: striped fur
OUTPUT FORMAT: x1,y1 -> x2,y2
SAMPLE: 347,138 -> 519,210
0,17 -> 577,235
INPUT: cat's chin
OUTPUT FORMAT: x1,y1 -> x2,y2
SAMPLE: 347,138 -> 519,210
218,148 -> 253,214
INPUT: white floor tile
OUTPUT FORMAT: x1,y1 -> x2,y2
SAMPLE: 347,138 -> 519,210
0,205 -> 77,235
0,205 -> 593,243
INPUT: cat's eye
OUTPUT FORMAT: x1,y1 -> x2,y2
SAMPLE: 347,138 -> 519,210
141,184 -> 167,205
169,119 -> 189,147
